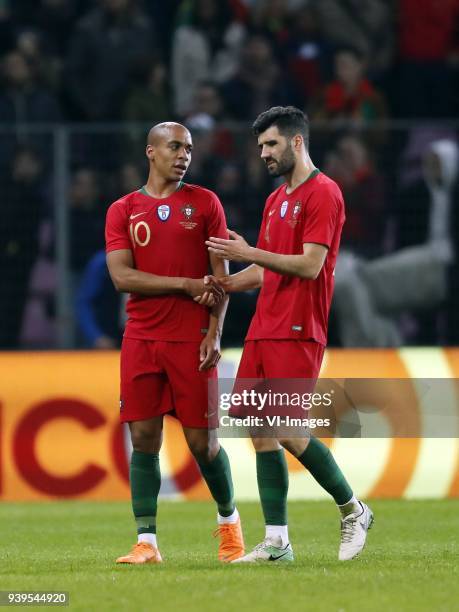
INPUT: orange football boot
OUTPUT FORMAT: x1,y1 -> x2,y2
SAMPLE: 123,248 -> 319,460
214,518 -> 245,562
116,542 -> 162,564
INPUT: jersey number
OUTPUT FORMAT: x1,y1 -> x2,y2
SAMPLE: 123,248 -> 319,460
129,221 -> 151,247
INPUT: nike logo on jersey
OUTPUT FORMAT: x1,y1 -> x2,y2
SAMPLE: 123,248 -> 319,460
268,209 -> 276,216
130,212 -> 147,219
268,551 -> 290,561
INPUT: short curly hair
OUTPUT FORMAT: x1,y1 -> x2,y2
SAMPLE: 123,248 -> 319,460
252,106 -> 309,149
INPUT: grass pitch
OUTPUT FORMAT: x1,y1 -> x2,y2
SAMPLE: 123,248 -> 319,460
0,500 -> 458,611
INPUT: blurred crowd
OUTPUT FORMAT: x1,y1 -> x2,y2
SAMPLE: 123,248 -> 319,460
0,0 -> 459,349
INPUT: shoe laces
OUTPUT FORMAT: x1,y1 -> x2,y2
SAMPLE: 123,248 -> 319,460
340,515 -> 358,544
253,539 -> 271,552
213,524 -> 230,538
132,542 -> 153,552
213,523 -> 242,550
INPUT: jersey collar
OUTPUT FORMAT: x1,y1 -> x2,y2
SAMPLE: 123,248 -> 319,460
285,168 -> 320,195
138,181 -> 185,199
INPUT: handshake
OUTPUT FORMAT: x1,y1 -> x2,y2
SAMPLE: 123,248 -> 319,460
184,275 -> 228,307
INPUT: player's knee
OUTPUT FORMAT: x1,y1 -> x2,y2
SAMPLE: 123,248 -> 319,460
130,426 -> 162,454
278,437 -> 308,457
188,437 -> 219,463
251,437 -> 282,452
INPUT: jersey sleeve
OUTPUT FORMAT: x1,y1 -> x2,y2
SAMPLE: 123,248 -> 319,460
302,186 -> 342,248
206,192 -> 228,239
105,201 -> 132,253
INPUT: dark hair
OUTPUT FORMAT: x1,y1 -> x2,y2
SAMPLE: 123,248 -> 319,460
334,45 -> 364,62
252,106 -> 309,149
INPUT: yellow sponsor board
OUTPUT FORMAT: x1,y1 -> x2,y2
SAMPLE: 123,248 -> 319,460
0,349 -> 458,500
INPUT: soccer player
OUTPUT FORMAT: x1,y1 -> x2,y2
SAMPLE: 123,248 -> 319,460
105,122 -> 244,564
206,106 -> 373,562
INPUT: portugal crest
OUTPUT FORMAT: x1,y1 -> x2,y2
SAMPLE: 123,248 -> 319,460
157,204 -> 170,221
181,204 -> 195,219
288,201 -> 302,228
180,203 -> 197,229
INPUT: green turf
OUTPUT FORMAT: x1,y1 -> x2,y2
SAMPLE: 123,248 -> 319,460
0,500 -> 458,611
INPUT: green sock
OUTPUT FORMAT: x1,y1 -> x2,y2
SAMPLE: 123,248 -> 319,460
130,450 -> 161,535
256,449 -> 288,525
197,446 -> 235,517
297,437 -> 353,505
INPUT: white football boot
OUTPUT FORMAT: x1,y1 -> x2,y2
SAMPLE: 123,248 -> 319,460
339,501 -> 374,561
231,536 -> 294,563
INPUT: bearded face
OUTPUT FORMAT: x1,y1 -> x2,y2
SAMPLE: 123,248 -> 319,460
265,141 -> 296,177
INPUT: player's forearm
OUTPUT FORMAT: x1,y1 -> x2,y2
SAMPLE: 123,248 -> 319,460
207,294 -> 229,338
110,266 -> 189,296
221,264 -> 264,293
247,248 -> 319,280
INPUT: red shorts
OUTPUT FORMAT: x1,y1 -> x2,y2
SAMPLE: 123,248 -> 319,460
120,338 -> 217,428
236,340 -> 324,379
231,340 -> 325,421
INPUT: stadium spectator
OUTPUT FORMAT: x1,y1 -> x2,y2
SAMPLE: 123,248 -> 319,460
122,54 -> 171,157
313,0 -> 394,77
114,161 -> 142,197
0,50 -> 61,171
15,29 -> 61,91
333,139 -> 459,347
186,81 -> 228,123
183,119 -> 225,189
0,148 -> 45,348
75,249 -> 125,348
107,161 -> 143,208
32,0 -> 82,58
171,0 -> 246,116
69,168 -> 105,275
75,160 -> 141,348
250,0 -> 290,46
397,0 -> 459,118
141,1 -> 183,57
311,46 -> 387,123
122,55 -> 170,123
220,34 -> 302,120
325,134 -> 386,258
185,81 -> 235,159
395,138 -> 459,344
214,162 -> 245,232
19,220 -> 57,349
65,0 -> 157,120
280,5 -> 333,106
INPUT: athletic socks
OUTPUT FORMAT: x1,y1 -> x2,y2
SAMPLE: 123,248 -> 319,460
338,495 -> 361,518
217,507 -> 239,525
197,446 -> 235,517
297,437 -> 354,505
138,532 -> 158,548
256,449 -> 289,532
266,524 -> 289,547
130,450 -> 161,537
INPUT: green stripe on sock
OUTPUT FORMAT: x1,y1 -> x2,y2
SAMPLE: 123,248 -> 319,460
130,451 -> 160,535
198,447 -> 235,517
297,437 -> 353,505
256,449 -> 288,526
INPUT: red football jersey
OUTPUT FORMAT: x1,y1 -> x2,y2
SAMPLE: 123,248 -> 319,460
246,170 -> 345,345
105,184 -> 227,341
